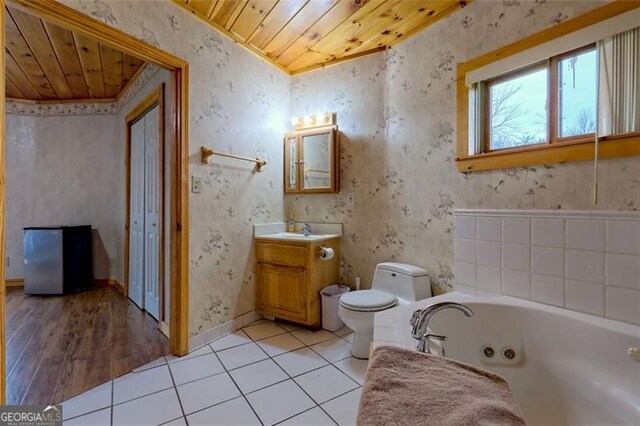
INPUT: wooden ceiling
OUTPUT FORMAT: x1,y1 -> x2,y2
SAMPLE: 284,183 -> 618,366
173,0 -> 469,74
5,6 -> 146,102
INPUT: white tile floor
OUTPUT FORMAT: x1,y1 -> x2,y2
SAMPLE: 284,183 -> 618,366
62,321 -> 367,425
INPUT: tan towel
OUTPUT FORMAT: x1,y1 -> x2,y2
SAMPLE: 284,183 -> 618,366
357,345 -> 526,426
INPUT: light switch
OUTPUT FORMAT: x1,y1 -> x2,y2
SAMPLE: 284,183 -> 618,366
191,175 -> 202,193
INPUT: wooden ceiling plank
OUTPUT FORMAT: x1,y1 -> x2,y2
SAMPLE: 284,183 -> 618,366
247,0 -> 308,50
263,0 -> 338,60
5,52 -> 42,99
100,44 -> 124,98
320,0 -> 420,57
393,0 -> 468,48
230,0 -> 278,41
285,0 -> 396,71
5,74 -> 27,99
73,32 -> 106,98
5,12 -> 58,99
185,0 -> 217,16
333,0 -> 432,58
42,20 -> 90,99
302,0 -> 396,57
354,1 -> 458,55
9,7 -> 74,98
291,45 -> 386,75
277,0 -> 375,67
211,0 -> 249,30
122,55 -> 145,84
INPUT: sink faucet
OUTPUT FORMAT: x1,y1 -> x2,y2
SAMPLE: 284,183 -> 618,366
301,223 -> 312,236
410,302 -> 473,354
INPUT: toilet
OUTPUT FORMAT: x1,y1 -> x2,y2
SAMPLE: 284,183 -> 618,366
338,262 -> 431,359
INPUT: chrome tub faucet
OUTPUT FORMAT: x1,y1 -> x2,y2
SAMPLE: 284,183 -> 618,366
410,302 -> 474,354
301,223 -> 312,236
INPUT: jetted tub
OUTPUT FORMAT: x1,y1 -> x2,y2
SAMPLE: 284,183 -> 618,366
372,292 -> 640,425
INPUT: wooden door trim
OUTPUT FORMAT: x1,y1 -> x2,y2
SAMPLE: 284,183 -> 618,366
124,85 -> 165,321
0,0 -> 6,407
1,0 -> 191,404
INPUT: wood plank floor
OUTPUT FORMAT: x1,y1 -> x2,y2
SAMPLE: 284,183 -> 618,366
5,286 -> 169,405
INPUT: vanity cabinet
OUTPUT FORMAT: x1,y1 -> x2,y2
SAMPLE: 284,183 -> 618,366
284,125 -> 339,194
256,238 -> 340,327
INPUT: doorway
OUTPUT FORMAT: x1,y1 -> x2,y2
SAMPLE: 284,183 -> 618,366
0,0 -> 190,404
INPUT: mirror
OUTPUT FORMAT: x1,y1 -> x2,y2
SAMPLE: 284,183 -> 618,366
287,137 -> 297,190
302,133 -> 331,190
284,125 -> 338,194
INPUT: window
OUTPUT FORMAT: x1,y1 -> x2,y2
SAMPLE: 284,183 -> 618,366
557,48 -> 597,138
456,3 -> 640,172
487,65 -> 548,151
482,45 -> 597,153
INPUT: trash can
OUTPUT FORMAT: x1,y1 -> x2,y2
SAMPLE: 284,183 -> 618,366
321,284 -> 350,332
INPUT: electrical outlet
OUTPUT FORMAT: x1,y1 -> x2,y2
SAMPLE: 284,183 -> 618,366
110,259 -> 116,268
191,175 -> 202,193
346,192 -> 355,207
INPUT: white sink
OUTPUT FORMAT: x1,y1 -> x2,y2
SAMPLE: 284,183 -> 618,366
256,232 -> 340,242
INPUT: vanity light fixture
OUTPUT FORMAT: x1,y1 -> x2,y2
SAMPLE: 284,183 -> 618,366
291,112 -> 337,130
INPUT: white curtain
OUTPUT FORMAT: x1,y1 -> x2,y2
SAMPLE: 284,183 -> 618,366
599,27 -> 640,135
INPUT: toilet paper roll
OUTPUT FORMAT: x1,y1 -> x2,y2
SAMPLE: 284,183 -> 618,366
319,247 -> 334,260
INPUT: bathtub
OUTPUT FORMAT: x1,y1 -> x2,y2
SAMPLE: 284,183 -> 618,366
372,292 -> 640,425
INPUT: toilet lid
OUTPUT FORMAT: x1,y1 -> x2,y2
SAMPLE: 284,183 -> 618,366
340,290 -> 398,312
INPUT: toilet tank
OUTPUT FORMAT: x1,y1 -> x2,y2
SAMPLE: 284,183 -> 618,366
371,262 -> 431,301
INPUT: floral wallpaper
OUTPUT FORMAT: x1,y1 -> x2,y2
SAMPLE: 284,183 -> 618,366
286,0 -> 640,294
51,0 -> 640,338
6,63 -> 162,116
59,0 -> 289,336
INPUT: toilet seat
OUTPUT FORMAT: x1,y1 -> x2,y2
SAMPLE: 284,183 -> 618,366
340,290 -> 398,312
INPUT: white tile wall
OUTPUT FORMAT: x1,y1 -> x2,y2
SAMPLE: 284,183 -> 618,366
453,210 -> 640,325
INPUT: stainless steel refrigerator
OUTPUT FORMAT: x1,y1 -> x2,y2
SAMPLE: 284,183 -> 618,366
23,226 -> 93,295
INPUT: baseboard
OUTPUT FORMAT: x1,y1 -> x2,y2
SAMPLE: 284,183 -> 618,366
159,321 -> 170,338
6,278 -> 123,293
5,278 -> 24,288
108,278 -> 125,295
94,278 -> 110,287
188,310 -> 262,352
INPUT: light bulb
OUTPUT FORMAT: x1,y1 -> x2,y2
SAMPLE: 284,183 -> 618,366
303,115 -> 314,124
290,117 -> 299,126
315,113 -> 326,123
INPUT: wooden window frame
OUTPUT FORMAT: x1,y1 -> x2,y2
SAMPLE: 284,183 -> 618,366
456,1 -> 640,172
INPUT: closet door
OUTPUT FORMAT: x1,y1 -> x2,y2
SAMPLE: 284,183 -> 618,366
128,118 -> 145,309
143,105 -> 161,320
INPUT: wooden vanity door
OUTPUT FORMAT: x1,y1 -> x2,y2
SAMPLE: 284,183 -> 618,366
257,263 -> 307,321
